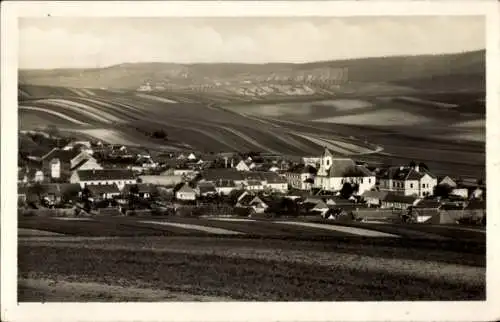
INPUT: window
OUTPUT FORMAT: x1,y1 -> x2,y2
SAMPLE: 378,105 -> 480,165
369,178 -> 371,184
393,182 -> 395,188
410,183 -> 413,188
361,178 -> 364,184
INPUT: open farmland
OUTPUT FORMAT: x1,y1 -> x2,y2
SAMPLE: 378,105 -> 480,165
18,215 -> 485,301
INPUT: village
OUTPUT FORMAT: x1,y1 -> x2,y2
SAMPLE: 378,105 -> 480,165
18,130 -> 486,225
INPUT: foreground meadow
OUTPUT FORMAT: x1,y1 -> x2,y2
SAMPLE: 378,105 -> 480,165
18,216 -> 486,302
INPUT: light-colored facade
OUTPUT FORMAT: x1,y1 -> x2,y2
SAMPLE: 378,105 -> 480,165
314,148 -> 375,195
379,166 -> 437,198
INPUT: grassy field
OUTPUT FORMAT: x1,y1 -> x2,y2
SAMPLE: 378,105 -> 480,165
18,215 -> 485,301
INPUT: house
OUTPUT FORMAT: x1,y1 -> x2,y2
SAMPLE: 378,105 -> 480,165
438,176 -> 457,188
361,190 -> 389,207
302,156 -> 322,167
70,169 -> 136,190
20,168 -> 44,183
71,157 -> 103,172
412,199 -> 442,223
235,191 -> 255,207
122,183 -> 154,199
260,172 -> 289,193
245,180 -> 264,192
87,184 -> 121,200
378,165 -> 438,198
380,193 -> 418,210
248,196 -> 269,214
173,168 -> 197,177
42,148 -> 101,179
285,164 -> 316,190
187,153 -> 198,161
175,183 -> 197,201
197,182 -> 217,197
314,148 -> 376,195
235,160 -> 251,172
201,169 -> 245,186
213,179 -> 237,195
139,175 -> 183,187
29,183 -> 82,204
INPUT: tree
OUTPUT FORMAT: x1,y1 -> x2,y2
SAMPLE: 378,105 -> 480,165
81,186 -> 92,201
61,186 -> 81,203
409,160 -> 416,168
433,184 -> 453,198
340,182 -> 356,199
418,162 -> 429,171
30,183 -> 46,203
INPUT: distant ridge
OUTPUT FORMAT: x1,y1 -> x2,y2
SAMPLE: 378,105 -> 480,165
19,50 -> 485,91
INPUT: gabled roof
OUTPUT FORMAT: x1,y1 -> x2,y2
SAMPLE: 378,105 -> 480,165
87,184 -> 120,195
380,166 -> 436,181
77,169 -> 135,181
362,190 -> 389,200
122,183 -> 154,194
177,183 -> 196,194
201,169 -> 244,182
237,194 -> 255,207
42,148 -> 81,163
246,180 -> 262,186
325,158 -> 374,178
198,182 -> 217,194
414,199 -> 441,209
287,164 -> 316,174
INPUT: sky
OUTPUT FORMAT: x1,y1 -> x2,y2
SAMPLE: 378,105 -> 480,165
19,16 -> 485,69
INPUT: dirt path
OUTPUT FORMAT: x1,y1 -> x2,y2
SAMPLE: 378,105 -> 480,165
18,278 -> 233,302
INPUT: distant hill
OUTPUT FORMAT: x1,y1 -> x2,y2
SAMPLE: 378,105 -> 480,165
19,50 -> 485,91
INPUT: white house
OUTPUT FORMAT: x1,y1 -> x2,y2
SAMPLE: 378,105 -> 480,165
176,183 -> 197,201
71,158 -> 102,172
245,180 -> 265,192
235,160 -> 251,172
314,148 -> 375,195
214,179 -> 237,195
49,158 -> 61,179
70,169 -> 136,191
285,164 -> 316,190
187,153 -> 197,161
302,156 -> 321,167
379,165 -> 438,198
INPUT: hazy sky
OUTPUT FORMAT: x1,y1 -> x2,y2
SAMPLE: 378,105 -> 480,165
19,16 -> 485,69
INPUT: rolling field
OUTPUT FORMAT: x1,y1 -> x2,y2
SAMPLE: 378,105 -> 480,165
18,215 -> 485,301
18,83 -> 485,177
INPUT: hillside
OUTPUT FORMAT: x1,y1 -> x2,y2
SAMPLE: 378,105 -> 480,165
19,50 -> 485,91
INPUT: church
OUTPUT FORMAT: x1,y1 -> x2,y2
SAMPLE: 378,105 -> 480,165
314,148 -> 376,195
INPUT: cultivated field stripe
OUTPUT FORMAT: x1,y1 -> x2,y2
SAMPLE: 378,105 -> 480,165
274,221 -> 401,237
208,218 -> 257,222
219,126 -> 280,154
292,133 -> 353,155
72,128 -> 141,146
139,221 -> 244,235
18,228 -> 66,236
72,97 -> 142,120
41,99 -> 124,123
54,218 -> 94,221
36,99 -> 112,124
19,106 -> 89,125
135,93 -> 178,104
79,88 -> 96,96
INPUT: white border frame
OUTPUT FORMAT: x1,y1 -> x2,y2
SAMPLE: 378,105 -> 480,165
2,1 -> 499,322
